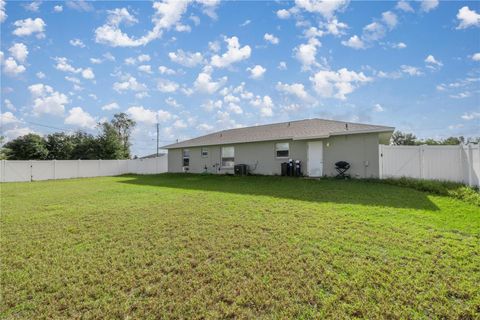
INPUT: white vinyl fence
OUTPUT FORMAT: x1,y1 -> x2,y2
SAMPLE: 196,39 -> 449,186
379,144 -> 480,187
0,157 -> 168,182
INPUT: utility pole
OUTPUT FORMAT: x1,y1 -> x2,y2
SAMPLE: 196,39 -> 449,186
156,123 -> 159,157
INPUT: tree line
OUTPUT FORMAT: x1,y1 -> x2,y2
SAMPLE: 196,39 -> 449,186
1,113 -> 136,160
390,131 -> 479,146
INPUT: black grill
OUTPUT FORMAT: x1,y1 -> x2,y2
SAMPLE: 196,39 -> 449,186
335,161 -> 350,178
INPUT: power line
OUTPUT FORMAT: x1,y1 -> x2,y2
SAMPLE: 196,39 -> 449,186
22,121 -> 72,132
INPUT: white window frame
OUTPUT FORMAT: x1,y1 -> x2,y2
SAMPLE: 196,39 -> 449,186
182,149 -> 190,167
275,142 -> 290,158
221,146 -> 235,168
201,147 -> 208,158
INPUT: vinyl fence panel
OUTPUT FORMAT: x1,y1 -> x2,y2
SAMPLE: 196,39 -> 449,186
422,146 -> 464,182
379,144 -> 480,187
55,160 -> 79,180
465,144 -> 480,187
1,161 -> 31,182
0,156 -> 168,182
31,161 -> 55,181
379,146 -> 421,179
78,160 -> 100,178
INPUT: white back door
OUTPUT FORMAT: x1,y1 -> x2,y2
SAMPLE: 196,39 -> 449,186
307,141 -> 323,177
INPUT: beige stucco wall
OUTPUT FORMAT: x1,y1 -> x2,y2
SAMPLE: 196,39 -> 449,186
167,132 -> 384,178
322,132 -> 380,178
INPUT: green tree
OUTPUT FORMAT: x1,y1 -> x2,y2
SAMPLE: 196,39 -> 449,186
391,131 -> 418,145
70,131 -> 99,160
96,122 -> 125,159
442,136 -> 463,145
420,136 -> 464,145
111,113 -> 136,158
422,138 -> 440,145
45,133 -> 75,160
3,134 -> 49,160
0,136 -> 9,160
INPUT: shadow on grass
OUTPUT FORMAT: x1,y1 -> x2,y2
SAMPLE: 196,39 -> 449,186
118,173 -> 439,211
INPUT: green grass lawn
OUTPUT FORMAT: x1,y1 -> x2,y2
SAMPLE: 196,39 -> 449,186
1,174 -> 479,319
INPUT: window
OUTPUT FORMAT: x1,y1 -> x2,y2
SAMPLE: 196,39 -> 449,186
201,147 -> 208,158
182,149 -> 190,166
221,146 -> 235,167
275,142 -> 290,158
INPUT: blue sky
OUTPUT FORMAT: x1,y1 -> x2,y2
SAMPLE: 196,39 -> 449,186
1,0 -> 479,156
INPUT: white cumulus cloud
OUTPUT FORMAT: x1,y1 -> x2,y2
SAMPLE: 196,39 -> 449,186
295,38 -> 321,70
102,102 -> 120,111
0,0 -> 7,23
168,49 -> 203,67
373,103 -> 384,112
126,106 -> 172,124
3,57 -> 26,75
158,65 -> 176,75
65,107 -> 96,128
276,9 -> 290,19
276,82 -> 311,101
81,68 -> 95,79
66,0 -> 93,12
13,17 -> 46,38
3,99 -> 16,111
113,76 -> 147,93
425,54 -> 443,69
95,1 -> 218,47
137,54 -> 150,62
310,68 -> 372,100
1,112 -> 19,125
8,43 -> 28,63
247,65 -> 266,79
400,65 -> 423,76
341,35 -> 365,49
420,0 -> 439,13
69,39 -> 85,48
294,0 -> 349,19
54,57 -> 81,73
382,11 -> 398,29
211,36 -> 251,68
157,79 -> 179,93
194,68 -> 227,93
392,42 -> 407,49
165,97 -> 181,108
28,83 -> 69,116
250,95 -> 274,117
396,1 -> 414,13
456,6 -> 480,29
138,65 -> 153,74
461,112 -> 480,120
264,33 -> 279,44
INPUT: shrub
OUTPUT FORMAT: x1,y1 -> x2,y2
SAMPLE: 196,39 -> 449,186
366,177 -> 480,206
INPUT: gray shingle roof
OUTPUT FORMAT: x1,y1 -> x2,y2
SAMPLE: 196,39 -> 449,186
162,118 -> 394,149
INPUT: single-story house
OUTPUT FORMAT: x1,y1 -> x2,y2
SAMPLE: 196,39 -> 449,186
163,118 -> 394,178
138,153 -> 167,159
